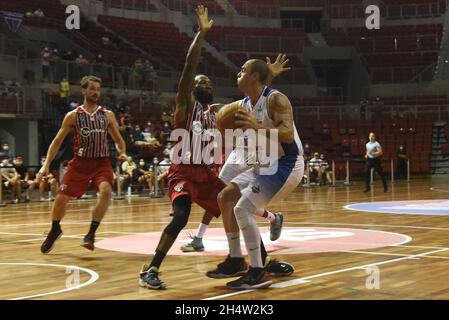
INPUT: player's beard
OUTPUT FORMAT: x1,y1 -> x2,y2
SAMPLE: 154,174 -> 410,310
87,94 -> 99,104
194,88 -> 213,105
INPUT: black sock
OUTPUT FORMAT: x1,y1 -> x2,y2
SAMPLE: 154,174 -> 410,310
151,249 -> 166,270
52,220 -> 61,231
260,238 -> 268,266
88,221 -> 100,235
150,232 -> 176,269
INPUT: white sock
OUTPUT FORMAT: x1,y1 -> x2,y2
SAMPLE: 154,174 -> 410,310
196,223 -> 208,239
254,208 -> 275,223
226,232 -> 242,258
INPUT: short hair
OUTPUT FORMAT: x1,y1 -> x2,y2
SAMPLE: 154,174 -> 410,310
80,75 -> 102,89
249,59 -> 270,85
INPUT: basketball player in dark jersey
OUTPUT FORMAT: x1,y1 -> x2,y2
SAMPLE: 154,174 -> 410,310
139,5 -> 293,290
39,75 -> 128,254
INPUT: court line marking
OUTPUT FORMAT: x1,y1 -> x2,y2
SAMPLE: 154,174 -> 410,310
0,202 -> 172,216
287,221 -> 449,232
339,250 -> 449,260
430,187 -> 449,193
203,248 -> 449,300
0,262 -> 99,300
344,200 -> 449,216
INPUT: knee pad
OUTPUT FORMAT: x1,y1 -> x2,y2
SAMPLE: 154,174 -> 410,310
234,198 -> 257,230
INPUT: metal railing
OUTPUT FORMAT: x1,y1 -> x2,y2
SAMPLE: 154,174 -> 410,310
294,103 -> 449,121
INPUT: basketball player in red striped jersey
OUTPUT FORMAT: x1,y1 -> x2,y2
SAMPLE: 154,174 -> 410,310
39,75 -> 128,254
139,6 -> 292,290
139,5 -> 225,289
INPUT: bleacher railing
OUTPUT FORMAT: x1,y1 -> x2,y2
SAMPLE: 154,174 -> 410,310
105,0 -> 280,18
294,103 -> 449,121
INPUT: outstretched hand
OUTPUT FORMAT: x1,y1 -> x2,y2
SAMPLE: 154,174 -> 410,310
266,53 -> 291,78
196,5 -> 214,33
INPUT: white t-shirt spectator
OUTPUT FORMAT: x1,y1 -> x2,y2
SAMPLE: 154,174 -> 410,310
309,157 -> 321,172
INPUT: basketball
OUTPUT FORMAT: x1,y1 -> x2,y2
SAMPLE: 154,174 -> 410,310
215,101 -> 248,134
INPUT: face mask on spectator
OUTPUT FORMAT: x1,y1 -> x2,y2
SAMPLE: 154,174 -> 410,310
139,161 -> 145,166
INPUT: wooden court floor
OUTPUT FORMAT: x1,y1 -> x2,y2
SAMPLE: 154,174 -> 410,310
1,177 -> 449,300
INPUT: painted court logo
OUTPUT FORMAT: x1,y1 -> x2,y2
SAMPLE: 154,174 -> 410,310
345,200 -> 449,215
96,227 -> 411,256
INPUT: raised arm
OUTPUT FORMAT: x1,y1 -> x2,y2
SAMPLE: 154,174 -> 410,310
174,5 -> 214,128
266,53 -> 291,86
38,111 -> 75,178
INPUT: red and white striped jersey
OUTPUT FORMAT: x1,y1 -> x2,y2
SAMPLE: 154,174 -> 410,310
172,100 -> 216,164
73,105 -> 110,158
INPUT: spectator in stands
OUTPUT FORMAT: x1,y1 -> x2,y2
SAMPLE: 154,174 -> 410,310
161,111 -> 171,125
161,122 -> 171,142
142,60 -> 156,91
37,156 -> 58,201
303,143 -> 311,160
0,143 -> 13,160
7,79 -> 19,96
59,77 -> 71,107
396,145 -> 408,179
34,8 -> 45,18
372,97 -> 384,118
41,47 -> 51,82
133,58 -> 144,88
50,49 -> 62,82
144,121 -> 154,134
74,54 -> 89,81
0,157 -> 20,203
163,142 -> 172,158
309,152 -> 322,185
25,9 -> 33,18
155,156 -> 170,196
13,155 -> 36,202
62,50 -> 75,61
136,158 -> 154,195
121,156 -> 137,191
133,124 -> 145,142
101,36 -> 111,46
319,154 -> 334,185
93,53 -> 105,78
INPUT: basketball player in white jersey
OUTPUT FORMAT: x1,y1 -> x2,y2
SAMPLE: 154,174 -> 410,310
207,59 -> 304,290
39,75 -> 128,254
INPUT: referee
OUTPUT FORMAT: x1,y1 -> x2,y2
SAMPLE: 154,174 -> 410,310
364,132 -> 388,193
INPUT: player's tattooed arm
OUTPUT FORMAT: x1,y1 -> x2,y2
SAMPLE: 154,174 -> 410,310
107,111 -> 128,161
38,111 -> 76,178
268,93 -> 295,144
175,5 -> 214,128
266,53 -> 291,86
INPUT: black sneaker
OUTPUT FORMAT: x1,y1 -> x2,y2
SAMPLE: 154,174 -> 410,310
226,267 -> 272,290
41,229 -> 63,254
81,233 -> 95,251
206,255 -> 248,279
270,212 -> 284,241
139,265 -> 166,290
363,188 -> 370,193
264,256 -> 295,276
